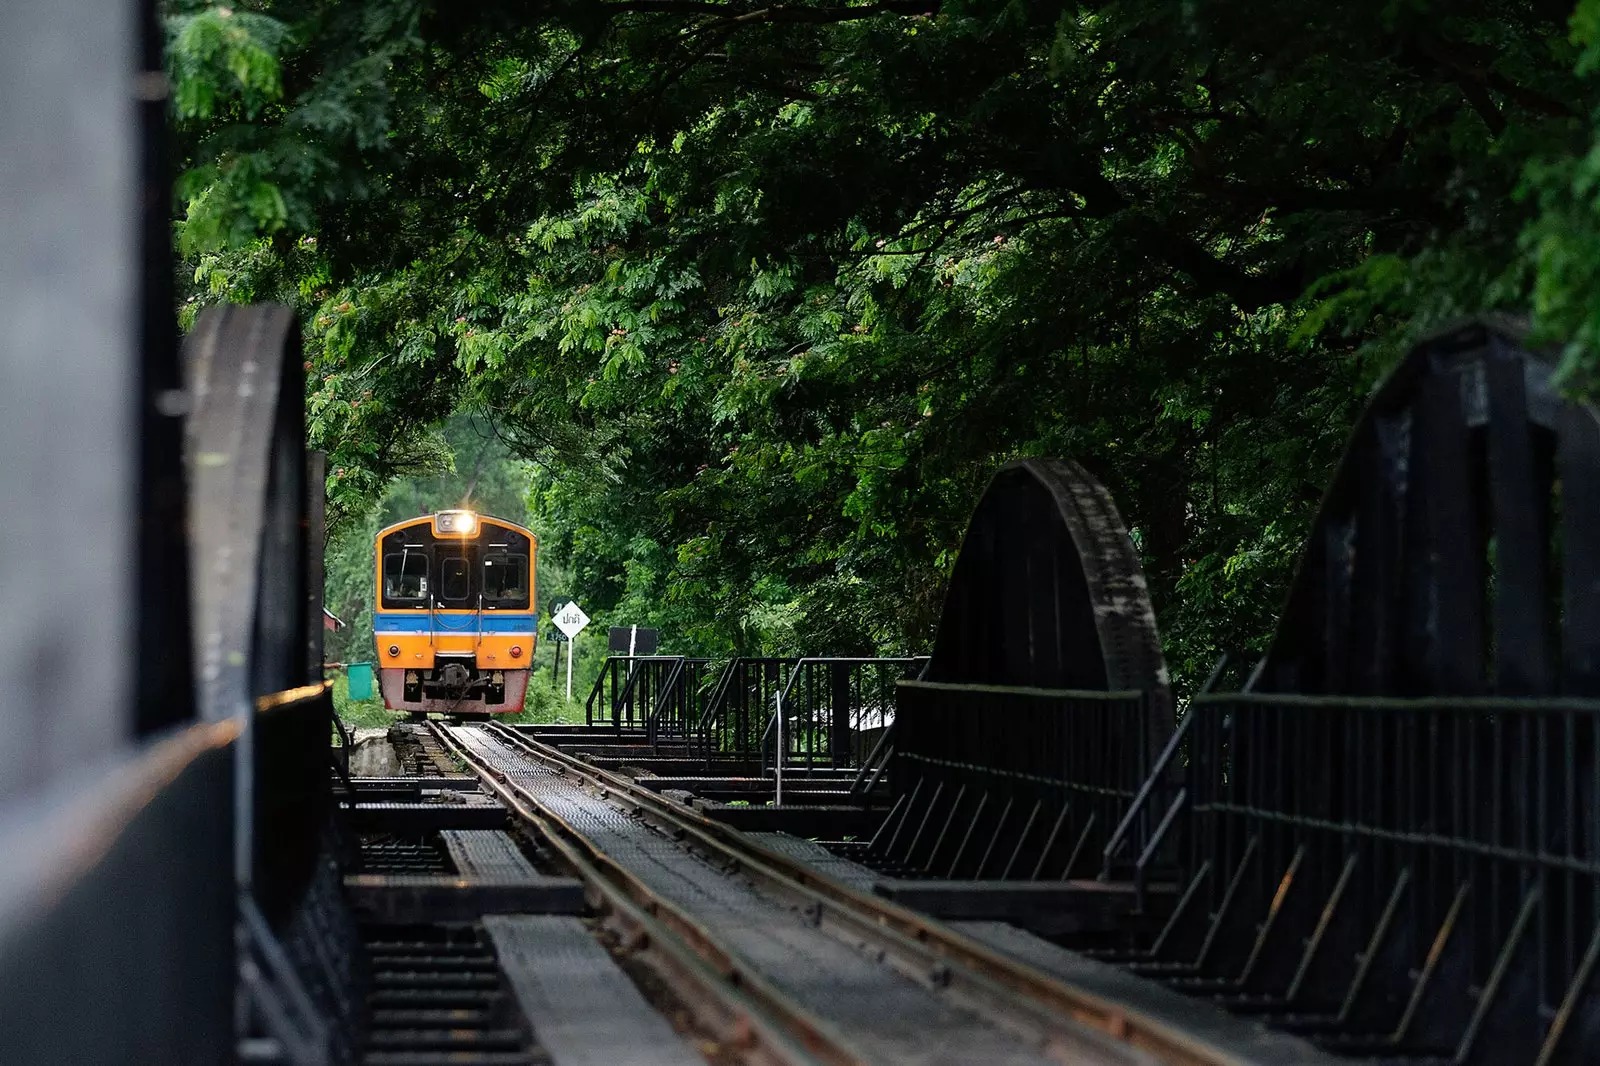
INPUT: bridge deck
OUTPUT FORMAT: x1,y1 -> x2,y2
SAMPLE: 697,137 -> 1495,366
954,922 -> 1343,1066
483,915 -> 705,1066
448,724 -> 1136,1066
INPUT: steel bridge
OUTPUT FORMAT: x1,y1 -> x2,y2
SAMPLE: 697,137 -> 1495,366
5,2 -> 1600,1065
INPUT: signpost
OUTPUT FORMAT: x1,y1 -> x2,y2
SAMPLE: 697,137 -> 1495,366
551,600 -> 590,702
547,629 -> 567,690
608,626 -> 660,657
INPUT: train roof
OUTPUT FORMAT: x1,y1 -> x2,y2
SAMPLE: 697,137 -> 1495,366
376,510 -> 535,539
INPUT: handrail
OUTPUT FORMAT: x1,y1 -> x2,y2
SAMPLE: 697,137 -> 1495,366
692,657 -> 799,761
771,656 -> 929,721
583,658 -> 609,726
842,668 -> 917,797
1099,708 -> 1192,878
694,657 -> 742,756
611,656 -> 649,727
1097,650 -> 1230,879
587,654 -> 648,729
762,656 -> 928,766
586,655 -> 703,731
645,656 -> 688,752
1133,786 -> 1188,912
767,656 -> 929,805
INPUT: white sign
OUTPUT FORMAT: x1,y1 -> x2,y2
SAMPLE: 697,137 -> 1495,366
553,600 -> 590,638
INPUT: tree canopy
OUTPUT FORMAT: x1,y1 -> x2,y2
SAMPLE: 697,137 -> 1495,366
167,0 -> 1600,689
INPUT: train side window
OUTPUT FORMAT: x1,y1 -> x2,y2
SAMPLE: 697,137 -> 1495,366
440,555 -> 471,603
483,553 -> 529,605
383,554 -> 428,602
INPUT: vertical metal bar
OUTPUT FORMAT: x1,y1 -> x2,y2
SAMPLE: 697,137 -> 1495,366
1564,710 -> 1577,1003
803,663 -> 814,776
774,674 -> 785,807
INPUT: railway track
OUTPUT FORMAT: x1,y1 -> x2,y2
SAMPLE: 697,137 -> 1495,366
432,721 -> 1293,1066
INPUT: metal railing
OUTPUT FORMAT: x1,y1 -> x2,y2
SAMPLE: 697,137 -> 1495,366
584,655 -> 714,744
762,657 -> 927,770
764,657 -> 928,803
1099,652 -> 1238,907
692,657 -> 798,760
871,681 -> 1160,879
1129,691 -> 1600,1063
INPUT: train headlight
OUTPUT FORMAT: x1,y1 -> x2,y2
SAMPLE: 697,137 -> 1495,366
387,644 -> 400,657
510,645 -> 523,659
435,510 -> 477,535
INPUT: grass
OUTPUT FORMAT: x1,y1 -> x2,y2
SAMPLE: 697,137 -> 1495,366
329,666 -> 588,730
497,673 -> 591,724
330,670 -> 403,731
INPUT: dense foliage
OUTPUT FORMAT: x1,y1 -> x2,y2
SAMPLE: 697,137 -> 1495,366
168,0 -> 1600,690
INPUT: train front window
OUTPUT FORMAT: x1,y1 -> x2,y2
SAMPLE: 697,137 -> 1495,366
483,553 -> 529,607
439,553 -> 473,604
383,553 -> 428,603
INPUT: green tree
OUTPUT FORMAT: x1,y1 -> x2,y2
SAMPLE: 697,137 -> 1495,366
168,0 -> 1600,691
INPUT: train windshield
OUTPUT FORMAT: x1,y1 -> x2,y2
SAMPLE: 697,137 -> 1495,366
438,548 -> 477,605
383,553 -> 428,602
483,553 -> 529,606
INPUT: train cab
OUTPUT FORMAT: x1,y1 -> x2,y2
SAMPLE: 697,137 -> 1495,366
373,510 -> 537,716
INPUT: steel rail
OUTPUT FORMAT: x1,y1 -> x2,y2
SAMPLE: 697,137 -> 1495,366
428,722 -> 852,1066
473,721 -> 1252,1066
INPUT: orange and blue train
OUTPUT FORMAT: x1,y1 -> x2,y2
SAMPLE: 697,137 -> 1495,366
373,510 -> 537,717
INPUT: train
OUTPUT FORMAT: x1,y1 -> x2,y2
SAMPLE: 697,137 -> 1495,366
373,509 -> 538,717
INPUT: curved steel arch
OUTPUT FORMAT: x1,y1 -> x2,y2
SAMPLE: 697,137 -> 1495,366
185,304 -> 329,934
1256,317 -> 1600,697
927,457 -> 1168,694
185,303 -> 311,716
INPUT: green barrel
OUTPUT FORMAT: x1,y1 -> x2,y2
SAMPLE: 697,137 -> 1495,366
347,661 -> 374,702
